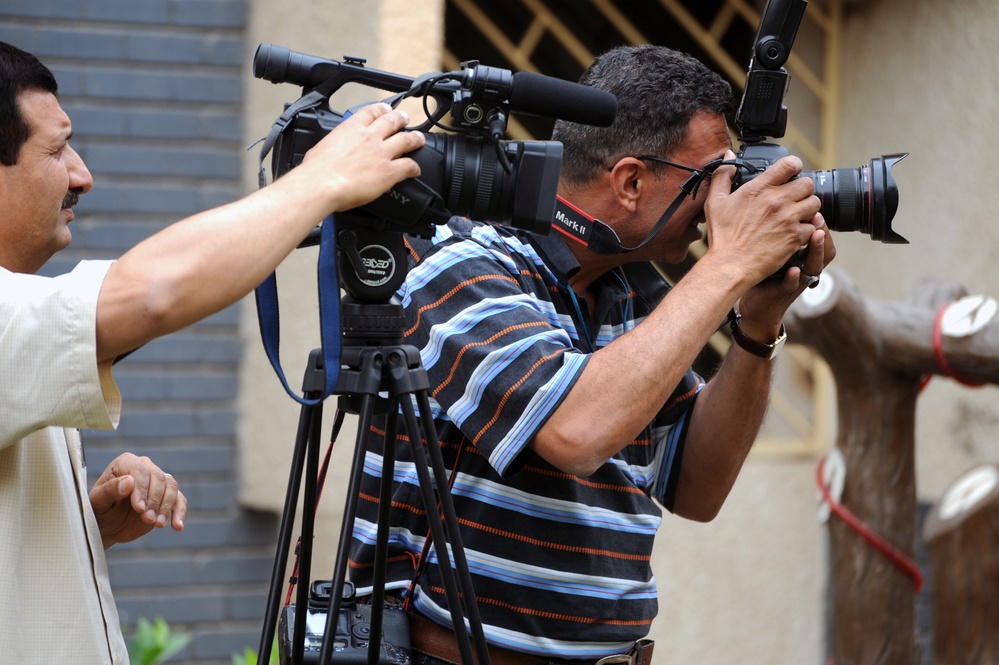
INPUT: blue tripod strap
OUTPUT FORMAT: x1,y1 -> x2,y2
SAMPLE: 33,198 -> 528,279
254,214 -> 341,405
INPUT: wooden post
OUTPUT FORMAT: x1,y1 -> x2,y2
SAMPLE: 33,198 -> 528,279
923,464 -> 999,664
782,267 -> 999,665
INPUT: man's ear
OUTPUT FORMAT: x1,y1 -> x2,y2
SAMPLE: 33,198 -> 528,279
606,157 -> 646,213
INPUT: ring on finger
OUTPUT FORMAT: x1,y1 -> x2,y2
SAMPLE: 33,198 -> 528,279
803,273 -> 820,288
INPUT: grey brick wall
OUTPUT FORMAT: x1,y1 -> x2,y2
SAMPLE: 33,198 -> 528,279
1,3 -> 279,663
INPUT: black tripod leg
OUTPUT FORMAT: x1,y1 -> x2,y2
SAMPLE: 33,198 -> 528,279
317,392 -> 379,665
292,399 -> 324,665
258,350 -> 326,665
399,390 -> 491,665
397,394 -> 476,665
365,404 -> 399,665
414,390 -> 491,665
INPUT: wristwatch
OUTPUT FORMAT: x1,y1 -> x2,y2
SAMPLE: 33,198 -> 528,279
729,314 -> 787,360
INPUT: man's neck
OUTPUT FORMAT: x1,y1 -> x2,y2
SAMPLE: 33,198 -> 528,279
563,237 -> 619,295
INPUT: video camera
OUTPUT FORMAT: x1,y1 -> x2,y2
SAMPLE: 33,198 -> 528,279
252,44 -> 616,300
252,44 -> 620,236
732,0 -> 907,243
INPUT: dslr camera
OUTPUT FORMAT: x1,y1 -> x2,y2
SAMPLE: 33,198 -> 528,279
732,0 -> 907,243
277,580 -> 411,665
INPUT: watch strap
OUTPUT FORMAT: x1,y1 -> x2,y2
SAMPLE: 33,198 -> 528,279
729,314 -> 787,359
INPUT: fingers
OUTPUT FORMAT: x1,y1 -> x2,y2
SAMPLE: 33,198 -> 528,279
343,103 -> 422,148
789,215 -> 830,292
754,154 -> 804,186
107,453 -> 184,531
388,127 -> 427,157
89,471 -> 134,515
705,150 -> 737,203
137,466 -> 183,530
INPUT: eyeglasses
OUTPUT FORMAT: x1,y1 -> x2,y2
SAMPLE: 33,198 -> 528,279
606,154 -> 703,175
632,154 -> 714,199
609,154 -> 749,199
633,154 -> 703,176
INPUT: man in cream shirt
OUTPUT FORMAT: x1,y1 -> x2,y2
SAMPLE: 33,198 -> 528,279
0,41 -> 425,663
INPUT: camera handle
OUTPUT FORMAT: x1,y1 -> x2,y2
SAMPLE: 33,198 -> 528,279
257,301 -> 491,665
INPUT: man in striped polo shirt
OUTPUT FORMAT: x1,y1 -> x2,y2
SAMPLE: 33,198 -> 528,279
349,44 -> 834,664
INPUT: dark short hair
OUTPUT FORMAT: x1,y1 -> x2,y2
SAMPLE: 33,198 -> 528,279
0,42 -> 59,166
552,44 -> 733,186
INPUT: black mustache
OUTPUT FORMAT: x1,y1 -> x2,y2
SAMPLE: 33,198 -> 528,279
62,190 -> 80,209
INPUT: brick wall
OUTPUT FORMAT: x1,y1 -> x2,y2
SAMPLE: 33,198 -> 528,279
0,3 -> 278,663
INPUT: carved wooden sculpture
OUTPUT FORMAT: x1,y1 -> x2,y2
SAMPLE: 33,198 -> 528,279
784,267 -> 998,665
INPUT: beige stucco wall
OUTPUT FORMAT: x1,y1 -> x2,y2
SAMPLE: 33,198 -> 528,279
238,1 -> 999,663
238,0 -> 445,575
836,0 -> 999,501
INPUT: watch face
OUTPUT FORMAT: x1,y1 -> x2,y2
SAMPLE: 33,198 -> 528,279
768,331 -> 787,359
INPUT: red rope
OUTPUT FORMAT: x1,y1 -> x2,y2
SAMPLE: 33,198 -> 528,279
816,456 -> 923,592
920,303 -> 985,391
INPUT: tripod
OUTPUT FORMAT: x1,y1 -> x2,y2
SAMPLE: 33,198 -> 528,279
257,223 -> 491,665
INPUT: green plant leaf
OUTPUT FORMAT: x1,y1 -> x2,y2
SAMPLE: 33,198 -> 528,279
127,617 -> 192,665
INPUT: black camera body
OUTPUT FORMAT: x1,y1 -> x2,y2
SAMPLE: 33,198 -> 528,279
277,580 -> 411,665
732,0 -> 907,244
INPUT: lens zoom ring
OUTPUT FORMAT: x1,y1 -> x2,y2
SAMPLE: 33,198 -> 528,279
473,152 -> 496,217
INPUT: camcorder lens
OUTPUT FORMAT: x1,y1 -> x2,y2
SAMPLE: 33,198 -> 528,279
413,132 -> 562,236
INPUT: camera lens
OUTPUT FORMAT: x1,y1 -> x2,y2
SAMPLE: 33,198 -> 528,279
808,167 -> 861,232
805,153 -> 907,243
414,133 -> 562,235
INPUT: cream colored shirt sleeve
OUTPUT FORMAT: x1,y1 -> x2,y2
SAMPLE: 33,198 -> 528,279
1,260 -> 121,447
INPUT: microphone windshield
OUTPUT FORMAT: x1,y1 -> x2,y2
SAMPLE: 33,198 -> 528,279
509,71 -> 617,127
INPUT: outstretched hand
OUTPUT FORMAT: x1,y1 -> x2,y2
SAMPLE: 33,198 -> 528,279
89,453 -> 186,550
299,102 -> 427,213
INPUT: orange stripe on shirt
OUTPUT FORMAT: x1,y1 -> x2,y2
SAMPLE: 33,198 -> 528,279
456,516 -> 650,562
405,274 -> 519,337
471,349 -> 565,446
431,321 -> 554,397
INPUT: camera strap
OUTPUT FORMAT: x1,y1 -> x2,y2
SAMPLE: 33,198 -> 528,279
254,214 -> 342,406
553,158 -> 740,256
251,83 -> 348,405
553,184 -> 692,257
552,195 -> 624,255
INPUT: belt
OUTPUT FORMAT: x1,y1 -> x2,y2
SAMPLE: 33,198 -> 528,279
408,613 -> 655,665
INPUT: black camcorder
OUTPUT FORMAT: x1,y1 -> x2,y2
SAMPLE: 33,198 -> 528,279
732,0 -> 907,243
253,44 -> 615,301
253,43 -> 617,238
